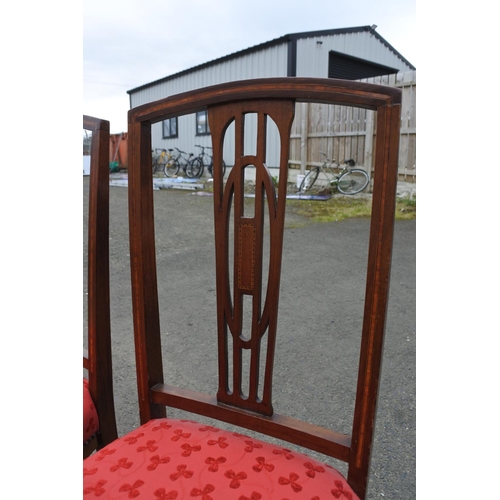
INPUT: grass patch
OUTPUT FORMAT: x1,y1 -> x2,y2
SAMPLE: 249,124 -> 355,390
396,194 -> 417,220
288,194 -> 416,223
201,179 -> 416,223
288,196 -> 371,222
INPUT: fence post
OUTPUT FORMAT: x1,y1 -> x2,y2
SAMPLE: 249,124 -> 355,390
300,102 -> 309,174
364,109 -> 375,190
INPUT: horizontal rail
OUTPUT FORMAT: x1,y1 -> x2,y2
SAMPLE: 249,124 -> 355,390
291,131 -> 369,139
151,383 -> 351,462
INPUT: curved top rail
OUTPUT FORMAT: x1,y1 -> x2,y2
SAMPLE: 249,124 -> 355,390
128,77 -> 402,125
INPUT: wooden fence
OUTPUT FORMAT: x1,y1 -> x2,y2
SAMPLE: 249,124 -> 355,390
289,70 -> 416,182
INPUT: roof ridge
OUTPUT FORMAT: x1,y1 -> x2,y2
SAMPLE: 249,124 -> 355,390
127,26 -> 414,95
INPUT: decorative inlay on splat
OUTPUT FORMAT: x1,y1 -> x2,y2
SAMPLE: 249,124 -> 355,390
238,223 -> 256,291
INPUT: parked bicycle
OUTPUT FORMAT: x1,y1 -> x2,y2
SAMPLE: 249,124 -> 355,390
189,145 -> 226,178
163,147 -> 195,178
152,148 -> 172,174
151,148 -> 172,174
299,152 -> 370,194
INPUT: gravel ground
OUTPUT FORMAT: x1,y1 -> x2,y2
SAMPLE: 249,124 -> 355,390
83,177 -> 416,499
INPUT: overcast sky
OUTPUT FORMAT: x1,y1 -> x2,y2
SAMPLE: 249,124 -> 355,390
83,0 -> 416,133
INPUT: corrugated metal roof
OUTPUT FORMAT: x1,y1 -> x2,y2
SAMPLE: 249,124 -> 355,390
127,26 -> 415,95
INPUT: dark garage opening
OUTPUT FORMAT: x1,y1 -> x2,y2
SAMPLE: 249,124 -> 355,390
328,50 -> 399,80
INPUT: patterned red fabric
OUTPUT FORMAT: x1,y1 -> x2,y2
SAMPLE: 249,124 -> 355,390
84,378 -> 100,443
83,418 -> 358,499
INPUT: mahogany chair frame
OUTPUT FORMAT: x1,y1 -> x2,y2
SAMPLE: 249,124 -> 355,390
127,78 -> 401,499
83,115 -> 118,457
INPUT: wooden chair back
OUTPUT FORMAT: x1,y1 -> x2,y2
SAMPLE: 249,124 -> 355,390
127,78 -> 401,498
83,115 -> 118,457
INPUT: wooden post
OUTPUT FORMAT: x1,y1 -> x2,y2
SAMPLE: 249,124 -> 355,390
128,119 -> 167,424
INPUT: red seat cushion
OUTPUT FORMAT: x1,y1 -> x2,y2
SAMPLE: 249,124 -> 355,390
83,378 -> 100,444
83,418 -> 358,499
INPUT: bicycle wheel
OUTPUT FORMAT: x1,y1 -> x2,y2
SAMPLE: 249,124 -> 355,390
299,168 -> 319,192
208,160 -> 226,178
337,168 -> 370,195
164,159 -> 180,177
187,158 -> 204,178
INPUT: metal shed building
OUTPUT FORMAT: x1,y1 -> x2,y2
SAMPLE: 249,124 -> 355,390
127,26 -> 415,170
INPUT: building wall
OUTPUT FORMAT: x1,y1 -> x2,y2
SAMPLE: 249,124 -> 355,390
130,42 -> 289,109
130,42 -> 289,169
128,31 -> 413,171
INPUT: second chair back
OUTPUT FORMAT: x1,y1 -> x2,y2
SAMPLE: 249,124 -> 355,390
83,115 -> 118,457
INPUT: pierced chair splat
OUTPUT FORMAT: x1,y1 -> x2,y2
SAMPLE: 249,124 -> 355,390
83,78 -> 401,499
83,115 -> 118,458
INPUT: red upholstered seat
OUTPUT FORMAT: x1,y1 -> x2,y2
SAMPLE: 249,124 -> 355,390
83,418 -> 358,499
83,378 -> 100,444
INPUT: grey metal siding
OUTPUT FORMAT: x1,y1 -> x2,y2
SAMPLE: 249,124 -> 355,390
130,43 -> 288,168
130,42 -> 288,108
295,32 -> 412,78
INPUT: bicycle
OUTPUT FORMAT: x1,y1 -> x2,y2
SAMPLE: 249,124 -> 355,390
163,147 -> 195,178
189,145 -> 226,178
152,148 -> 172,174
299,152 -> 370,195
